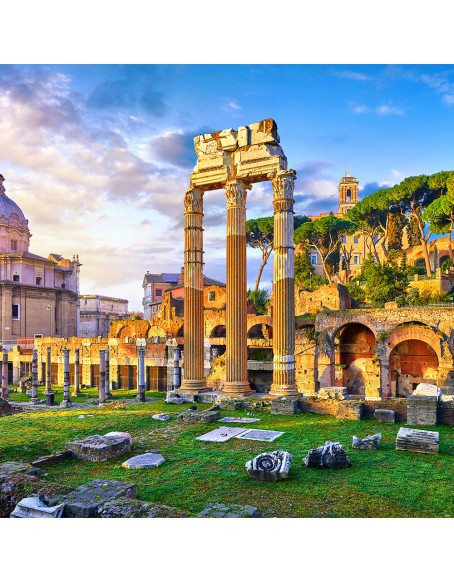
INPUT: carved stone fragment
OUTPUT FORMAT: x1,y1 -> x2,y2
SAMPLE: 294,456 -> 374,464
303,441 -> 352,469
352,433 -> 382,450
245,450 -> 292,482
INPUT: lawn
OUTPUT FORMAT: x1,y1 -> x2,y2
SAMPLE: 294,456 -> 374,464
1,392 -> 453,518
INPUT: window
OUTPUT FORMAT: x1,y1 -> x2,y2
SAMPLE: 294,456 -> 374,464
208,291 -> 216,301
353,236 -> 359,244
61,283 -> 65,289
311,255 -> 317,265
353,255 -> 359,265
36,276 -> 42,285
12,274 -> 20,282
12,304 -> 20,320
341,235 -> 347,243
11,240 -> 17,251
155,289 -> 162,297
346,189 -> 351,202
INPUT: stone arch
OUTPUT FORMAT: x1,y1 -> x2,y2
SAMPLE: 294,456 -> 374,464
387,322 -> 442,360
210,325 -> 226,338
439,253 -> 451,268
176,325 -> 184,338
333,322 -> 378,397
147,325 -> 167,339
247,323 -> 273,340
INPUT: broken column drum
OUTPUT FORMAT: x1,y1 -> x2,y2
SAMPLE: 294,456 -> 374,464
184,119 -> 297,397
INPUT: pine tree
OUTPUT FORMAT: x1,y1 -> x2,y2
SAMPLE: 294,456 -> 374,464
388,212 -> 406,251
407,214 -> 421,247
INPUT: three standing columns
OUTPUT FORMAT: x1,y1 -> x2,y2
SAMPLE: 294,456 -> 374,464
269,169 -> 298,397
181,187 -> 207,393
223,179 -> 253,395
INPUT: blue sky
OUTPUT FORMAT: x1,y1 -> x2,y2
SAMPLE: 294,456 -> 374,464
1,63 -> 454,310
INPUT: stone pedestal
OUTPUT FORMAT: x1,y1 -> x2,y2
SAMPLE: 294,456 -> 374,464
269,170 -> 298,398
222,180 -> 253,397
181,187 -> 207,393
407,396 -> 438,426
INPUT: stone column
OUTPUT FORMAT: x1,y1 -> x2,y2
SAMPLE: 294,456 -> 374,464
223,179 -> 252,396
30,349 -> 40,405
105,348 -> 112,398
173,346 -> 181,390
269,170 -> 299,397
2,348 -> 9,400
137,347 -> 145,402
45,347 -> 52,393
73,348 -> 80,397
61,349 -> 71,407
99,349 -> 106,404
181,186 -> 207,393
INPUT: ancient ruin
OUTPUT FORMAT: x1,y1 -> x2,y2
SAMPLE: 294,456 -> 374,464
182,119 -> 297,398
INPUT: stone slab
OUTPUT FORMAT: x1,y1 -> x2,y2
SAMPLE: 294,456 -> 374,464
65,433 -> 132,462
218,417 -> 260,424
413,383 -> 442,400
0,462 -> 41,482
122,453 -> 165,469
396,427 -> 439,455
271,397 -> 299,415
10,496 -> 64,518
178,410 -> 220,424
99,497 -> 190,518
49,479 -> 137,518
374,409 -> 395,423
196,427 -> 248,443
197,502 -> 261,518
236,429 -> 284,442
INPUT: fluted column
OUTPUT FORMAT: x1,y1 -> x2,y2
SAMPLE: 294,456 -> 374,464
181,186 -> 207,393
30,349 -> 40,405
2,348 -> 9,400
222,179 -> 253,396
269,169 -> 299,397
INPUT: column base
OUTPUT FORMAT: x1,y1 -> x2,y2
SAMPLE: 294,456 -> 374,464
219,382 -> 255,397
268,384 -> 301,399
180,379 -> 208,393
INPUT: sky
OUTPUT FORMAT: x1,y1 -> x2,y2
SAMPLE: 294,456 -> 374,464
2,63 -> 454,311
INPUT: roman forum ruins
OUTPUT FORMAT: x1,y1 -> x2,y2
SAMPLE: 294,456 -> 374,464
181,119 -> 297,398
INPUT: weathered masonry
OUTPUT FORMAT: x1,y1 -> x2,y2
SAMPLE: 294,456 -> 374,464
182,119 -> 297,398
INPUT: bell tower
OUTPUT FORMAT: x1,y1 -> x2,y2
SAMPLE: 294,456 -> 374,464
338,168 -> 359,215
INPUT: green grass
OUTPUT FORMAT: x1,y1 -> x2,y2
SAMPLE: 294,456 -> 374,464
1,399 -> 453,517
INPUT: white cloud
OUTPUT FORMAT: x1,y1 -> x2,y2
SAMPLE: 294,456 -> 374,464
334,70 -> 374,82
222,99 -> 241,112
351,102 -> 404,116
420,72 -> 454,106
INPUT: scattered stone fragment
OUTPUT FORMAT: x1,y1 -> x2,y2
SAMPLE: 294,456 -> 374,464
122,453 -> 165,469
78,415 -> 85,419
31,451 -> 72,468
49,479 -> 136,518
65,433 -> 132,462
197,502 -> 261,518
196,426 -> 247,443
152,413 -> 170,421
303,441 -> 352,469
104,431 -> 133,445
0,462 -> 41,480
352,433 -> 382,450
413,383 -> 442,400
10,496 -> 65,518
246,450 -> 292,482
271,397 -> 299,415
395,427 -> 439,455
178,410 -> 220,424
217,416 -> 260,424
99,497 -> 190,518
236,429 -> 284,442
374,409 -> 395,423
0,397 -> 12,416
166,392 -> 184,404
317,387 -> 350,400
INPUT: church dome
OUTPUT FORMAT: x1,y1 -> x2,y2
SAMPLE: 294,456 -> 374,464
0,174 -> 28,226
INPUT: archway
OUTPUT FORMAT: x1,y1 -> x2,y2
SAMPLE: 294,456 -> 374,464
439,254 -> 451,268
209,325 -> 226,356
390,339 -> 439,397
247,324 -> 273,340
335,323 -> 377,397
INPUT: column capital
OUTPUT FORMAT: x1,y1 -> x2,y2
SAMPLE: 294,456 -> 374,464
270,169 -> 297,199
225,179 -> 250,208
184,186 -> 204,213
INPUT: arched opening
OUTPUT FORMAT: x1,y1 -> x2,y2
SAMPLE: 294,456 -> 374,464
439,254 -> 451,268
346,188 -> 351,202
414,258 -> 426,274
390,339 -> 439,397
247,324 -> 273,340
176,325 -> 184,338
335,323 -> 377,397
209,325 -> 226,355
210,325 -> 226,338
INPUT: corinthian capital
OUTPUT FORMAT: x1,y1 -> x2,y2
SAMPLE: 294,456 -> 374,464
184,187 -> 203,213
225,179 -> 249,208
270,169 -> 296,199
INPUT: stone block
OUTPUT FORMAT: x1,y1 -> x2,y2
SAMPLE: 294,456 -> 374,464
374,409 -> 395,423
271,397 -> 299,415
10,496 -> 64,518
99,497 -> 190,518
336,401 -> 362,420
0,462 -> 41,482
218,399 -> 244,410
413,383 -> 442,400
152,413 -> 170,421
65,433 -> 132,462
122,453 -> 165,469
197,502 -> 261,518
49,479 -> 137,518
178,410 -> 220,424
0,397 -> 12,416
395,427 -> 439,455
246,450 -> 291,482
407,396 -> 438,426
